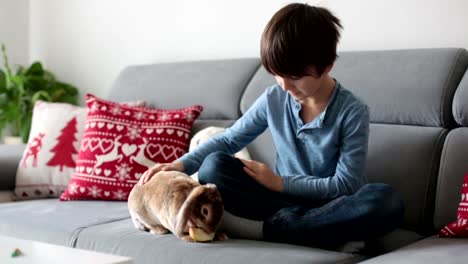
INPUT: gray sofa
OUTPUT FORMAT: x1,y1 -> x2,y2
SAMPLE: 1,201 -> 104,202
1,48 -> 468,264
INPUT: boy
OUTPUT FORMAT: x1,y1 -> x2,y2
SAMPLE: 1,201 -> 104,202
140,3 -> 404,249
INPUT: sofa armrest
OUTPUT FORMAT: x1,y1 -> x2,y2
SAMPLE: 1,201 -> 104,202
0,144 -> 25,191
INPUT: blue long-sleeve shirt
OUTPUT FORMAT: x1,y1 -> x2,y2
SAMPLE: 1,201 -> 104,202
178,81 -> 370,200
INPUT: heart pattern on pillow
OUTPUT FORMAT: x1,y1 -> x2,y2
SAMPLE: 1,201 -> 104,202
60,94 -> 202,201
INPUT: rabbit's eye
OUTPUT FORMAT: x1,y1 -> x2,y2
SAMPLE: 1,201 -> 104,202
202,208 -> 209,216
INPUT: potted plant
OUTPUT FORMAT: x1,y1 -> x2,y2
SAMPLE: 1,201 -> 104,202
0,43 -> 79,144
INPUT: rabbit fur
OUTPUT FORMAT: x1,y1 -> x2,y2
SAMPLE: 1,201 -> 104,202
128,170 -> 226,242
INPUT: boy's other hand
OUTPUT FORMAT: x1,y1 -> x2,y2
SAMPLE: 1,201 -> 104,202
138,161 -> 185,185
239,158 -> 283,192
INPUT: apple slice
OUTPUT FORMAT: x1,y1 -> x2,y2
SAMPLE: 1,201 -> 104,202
189,227 -> 215,242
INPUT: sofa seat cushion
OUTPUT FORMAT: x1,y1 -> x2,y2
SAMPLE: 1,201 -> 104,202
358,236 -> 468,264
0,199 -> 129,246
372,228 -> 424,254
74,219 -> 367,264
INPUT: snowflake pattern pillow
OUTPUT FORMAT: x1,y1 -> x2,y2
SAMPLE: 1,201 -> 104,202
60,94 -> 203,201
439,172 -> 468,237
14,101 -> 87,200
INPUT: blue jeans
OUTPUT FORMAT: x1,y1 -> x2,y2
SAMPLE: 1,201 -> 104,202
198,151 -> 405,247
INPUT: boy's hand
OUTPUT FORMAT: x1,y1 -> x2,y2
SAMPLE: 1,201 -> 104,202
138,162 -> 185,185
239,158 -> 283,192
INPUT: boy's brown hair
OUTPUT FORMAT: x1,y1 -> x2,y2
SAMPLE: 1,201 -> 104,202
261,3 -> 342,78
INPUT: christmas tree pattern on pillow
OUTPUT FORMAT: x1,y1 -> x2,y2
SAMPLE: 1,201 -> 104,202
15,102 -> 87,200
46,117 -> 80,171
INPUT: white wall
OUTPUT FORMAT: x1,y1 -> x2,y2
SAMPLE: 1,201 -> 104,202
29,0 -> 289,100
0,0 -> 29,139
328,0 -> 468,51
0,0 -> 29,69
21,0 -> 468,103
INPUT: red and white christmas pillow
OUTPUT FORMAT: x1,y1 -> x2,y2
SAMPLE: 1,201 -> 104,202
14,101 -> 87,200
14,100 -> 147,201
439,172 -> 468,237
60,94 -> 203,201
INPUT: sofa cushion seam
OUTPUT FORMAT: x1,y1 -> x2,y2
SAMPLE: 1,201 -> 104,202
68,216 -> 131,248
239,62 -> 262,115
433,129 -> 454,229
439,49 -> 462,128
420,129 -> 447,234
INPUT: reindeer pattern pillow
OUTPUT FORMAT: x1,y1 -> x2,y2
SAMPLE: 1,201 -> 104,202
14,101 -> 87,200
60,94 -> 203,201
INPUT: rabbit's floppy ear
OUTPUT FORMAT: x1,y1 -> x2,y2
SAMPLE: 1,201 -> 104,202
174,185 -> 212,238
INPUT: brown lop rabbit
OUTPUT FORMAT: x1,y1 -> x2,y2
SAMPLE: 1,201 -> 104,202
128,170 -> 227,242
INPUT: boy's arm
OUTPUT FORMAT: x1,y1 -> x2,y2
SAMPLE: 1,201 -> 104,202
283,105 -> 370,200
178,91 -> 269,175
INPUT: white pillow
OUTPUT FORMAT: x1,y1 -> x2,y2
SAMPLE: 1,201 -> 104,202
14,101 -> 87,200
189,126 -> 251,181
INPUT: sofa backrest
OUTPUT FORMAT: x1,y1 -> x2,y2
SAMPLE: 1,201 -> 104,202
434,69 -> 468,231
108,48 -> 468,235
241,48 -> 468,234
108,58 -> 260,120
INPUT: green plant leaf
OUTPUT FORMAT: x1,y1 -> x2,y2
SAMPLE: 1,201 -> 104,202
16,65 -> 26,75
43,70 -> 55,82
0,118 -> 9,139
56,94 -> 78,105
26,75 -> 48,92
19,113 -> 32,143
26,62 -> 44,76
0,70 -> 6,92
32,90 -> 53,102
1,44 -> 79,140
52,82 -> 79,103
10,75 -> 25,93
1,103 -> 20,136
0,104 -> 9,122
1,43 -> 13,79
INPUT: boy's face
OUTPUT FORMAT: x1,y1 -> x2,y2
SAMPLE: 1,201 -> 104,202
274,65 -> 332,103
